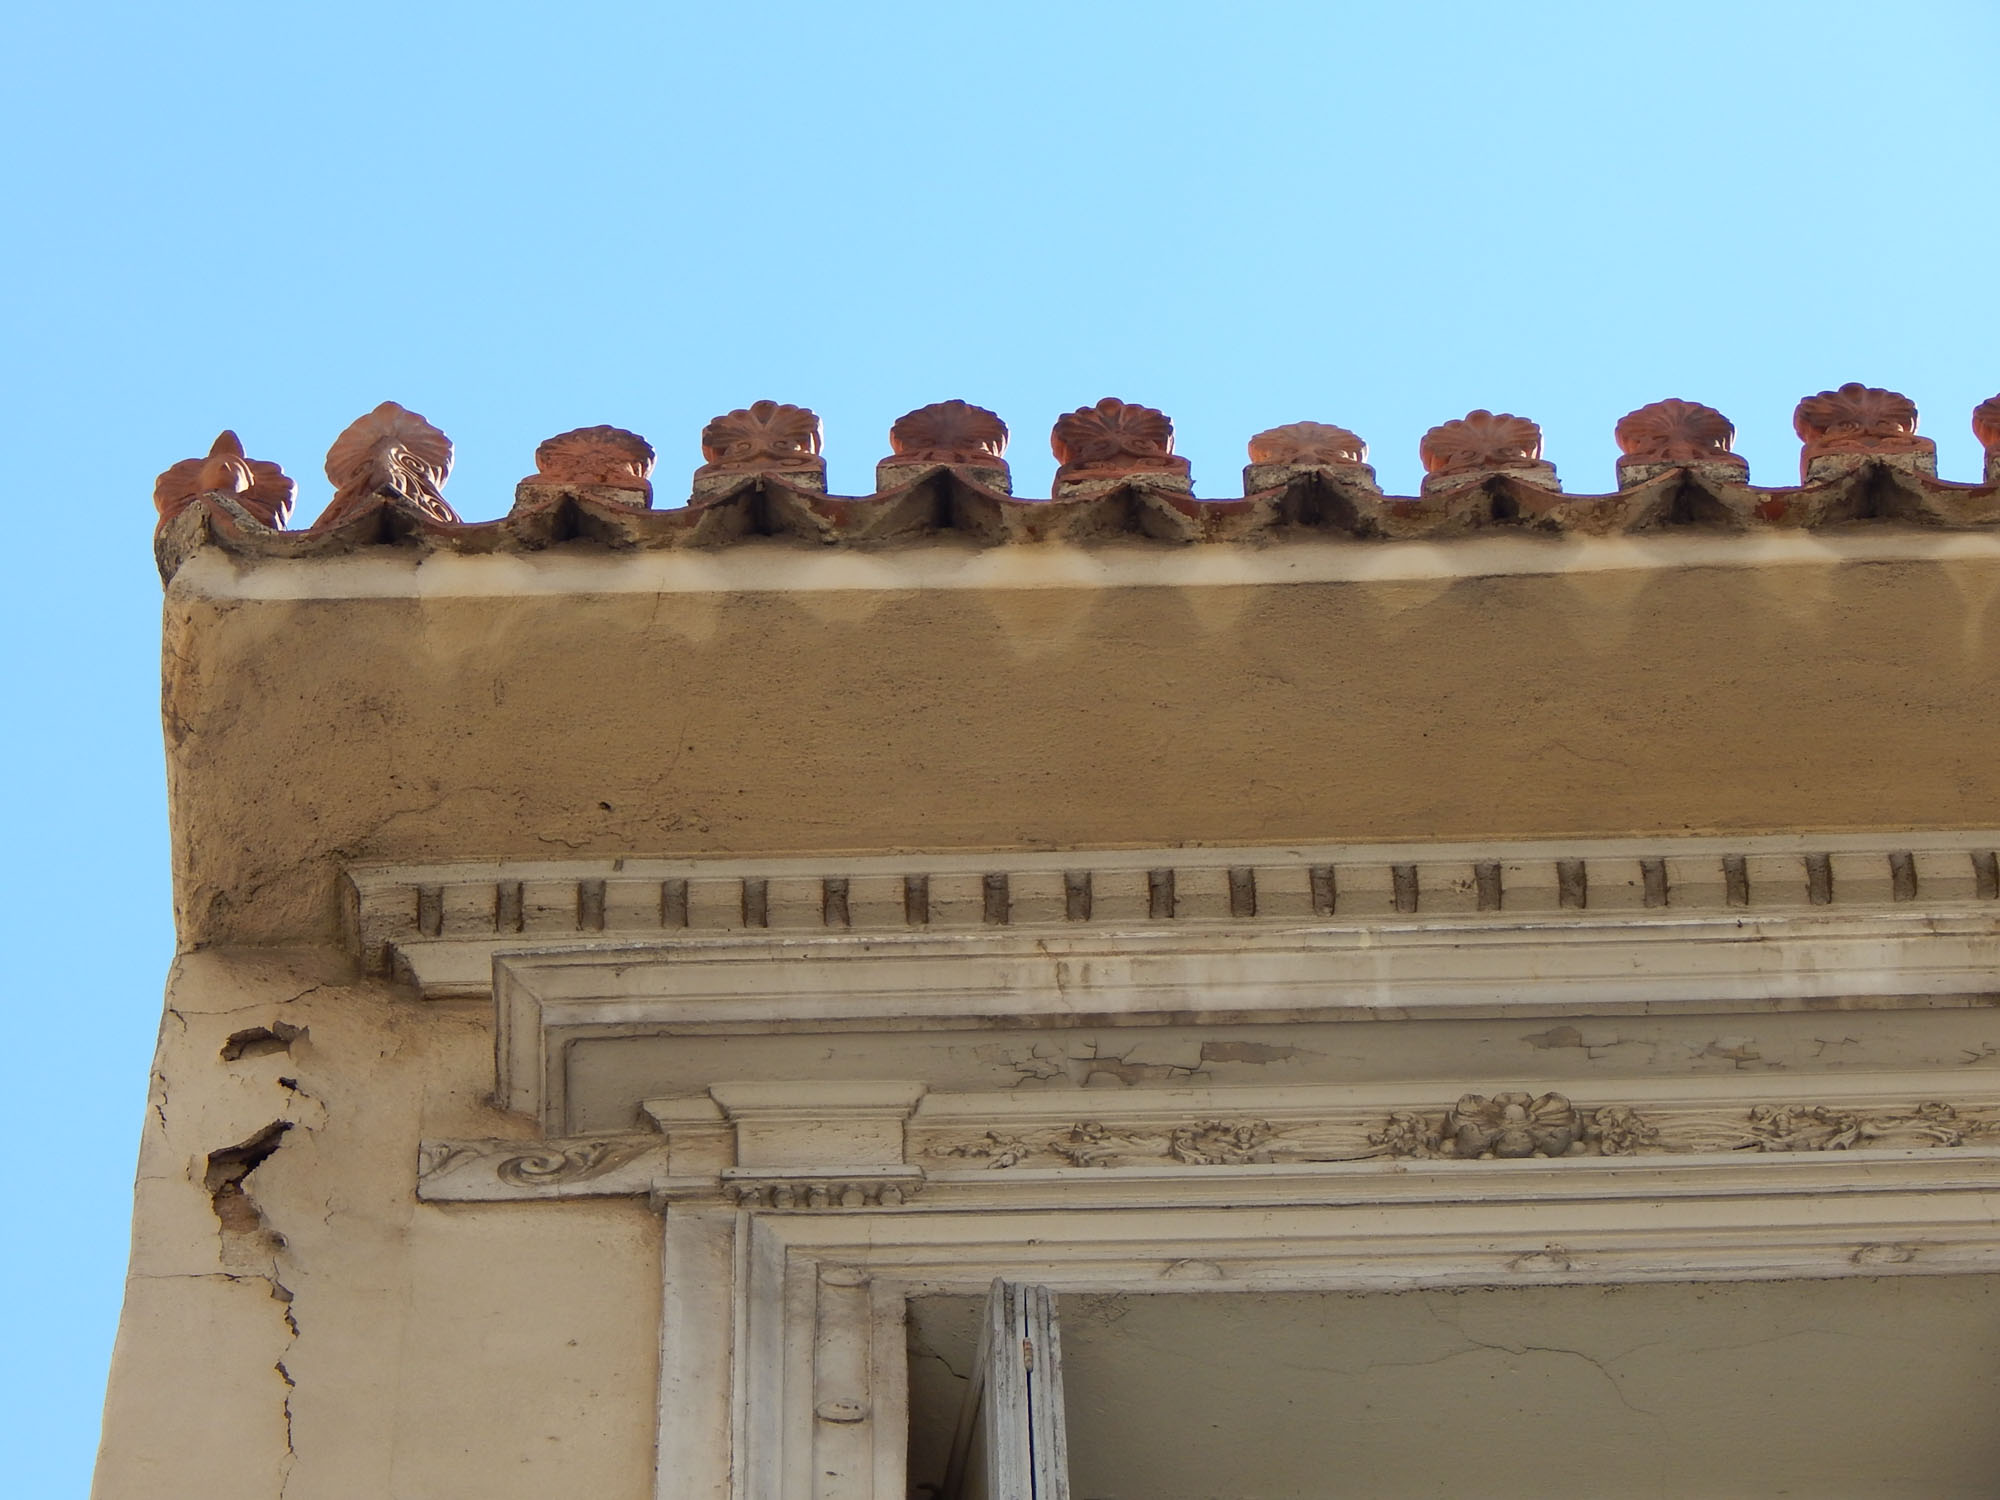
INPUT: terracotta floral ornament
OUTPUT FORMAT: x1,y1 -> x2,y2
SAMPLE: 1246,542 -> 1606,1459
1417,409 -> 1557,494
1242,421 -> 1378,496
1050,398 -> 1191,496
1613,398 -> 1748,487
1793,382 -> 1935,481
692,400 -> 825,498
1247,422 -> 1367,468
878,400 -> 1011,492
1973,393 -> 2000,483
1445,1092 -> 1582,1159
317,402 -> 458,529
154,431 -> 296,532
515,425 -> 656,509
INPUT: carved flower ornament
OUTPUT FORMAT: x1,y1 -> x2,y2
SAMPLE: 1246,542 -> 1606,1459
1418,410 -> 1543,477
1793,382 -> 1925,456
1445,1092 -> 1582,1158
1245,421 -> 1368,467
1050,398 -> 1186,476
318,401 -> 457,527
531,425 -> 656,487
1614,398 -> 1739,465
887,400 -> 1009,465
153,430 -> 296,530
697,400 -> 823,474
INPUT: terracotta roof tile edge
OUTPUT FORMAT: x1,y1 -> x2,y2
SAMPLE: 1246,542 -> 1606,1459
152,388 -> 2000,584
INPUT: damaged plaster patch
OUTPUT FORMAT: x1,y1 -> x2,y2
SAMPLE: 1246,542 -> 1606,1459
205,1121 -> 293,1238
1199,1040 -> 1311,1065
222,1021 -> 306,1061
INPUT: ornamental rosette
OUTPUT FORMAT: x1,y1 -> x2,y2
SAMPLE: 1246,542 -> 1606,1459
531,425 -> 656,487
1418,410 -> 1543,477
153,430 -> 296,530
1586,1105 -> 1661,1156
1246,421 -> 1368,467
697,400 -> 824,474
1613,399 -> 1739,466
319,401 -> 458,527
1445,1091 -> 1581,1158
1050,397 -> 1186,476
1793,382 -> 1925,456
887,400 -> 1009,465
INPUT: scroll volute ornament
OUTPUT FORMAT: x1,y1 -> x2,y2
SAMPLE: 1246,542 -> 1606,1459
527,425 -> 656,503
153,430 -> 296,531
318,401 -> 458,528
693,401 -> 825,495
1793,382 -> 1934,480
1446,1092 -> 1582,1159
1974,393 -> 2000,482
1614,398 -> 1744,470
1050,398 -> 1191,494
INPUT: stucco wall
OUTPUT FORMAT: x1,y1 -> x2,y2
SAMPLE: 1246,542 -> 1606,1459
93,949 -> 660,1500
163,538 -> 2000,951
106,534 -> 2000,1497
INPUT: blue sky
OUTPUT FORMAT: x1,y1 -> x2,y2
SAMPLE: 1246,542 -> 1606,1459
3,2 -> 1997,1492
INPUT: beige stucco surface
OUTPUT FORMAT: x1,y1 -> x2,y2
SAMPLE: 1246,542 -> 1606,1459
93,948 -> 661,1499
104,533 -> 2000,1498
163,538 -> 2000,950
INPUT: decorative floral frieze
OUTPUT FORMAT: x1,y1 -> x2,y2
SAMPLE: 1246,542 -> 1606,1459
922,1095 -> 2000,1169
319,401 -> 458,528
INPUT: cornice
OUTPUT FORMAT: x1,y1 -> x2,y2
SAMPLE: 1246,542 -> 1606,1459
346,830 -> 2000,998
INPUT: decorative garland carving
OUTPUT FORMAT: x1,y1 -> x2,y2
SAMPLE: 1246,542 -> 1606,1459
924,1094 -> 2000,1168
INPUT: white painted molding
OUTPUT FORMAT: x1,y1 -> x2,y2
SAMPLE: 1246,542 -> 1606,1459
347,831 -> 2000,998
